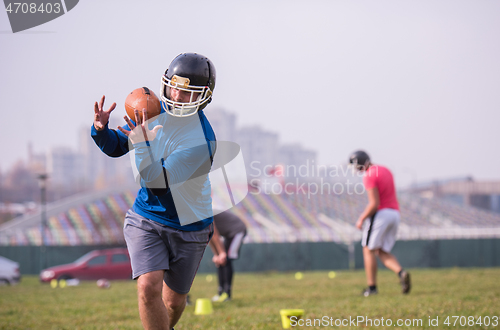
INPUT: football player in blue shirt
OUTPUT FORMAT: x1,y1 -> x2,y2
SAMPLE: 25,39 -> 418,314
92,53 -> 219,330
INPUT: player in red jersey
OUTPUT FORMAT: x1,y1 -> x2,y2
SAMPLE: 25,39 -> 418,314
349,150 -> 411,296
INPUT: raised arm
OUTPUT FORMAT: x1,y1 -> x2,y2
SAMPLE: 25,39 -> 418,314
91,95 -> 130,157
93,95 -> 116,131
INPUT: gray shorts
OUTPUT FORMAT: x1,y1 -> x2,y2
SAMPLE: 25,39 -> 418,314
123,209 -> 213,294
362,208 -> 400,252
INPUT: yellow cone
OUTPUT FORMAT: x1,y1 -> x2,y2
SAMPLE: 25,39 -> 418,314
194,298 -> 213,315
280,309 -> 304,329
50,279 -> 58,288
294,272 -> 303,280
328,271 -> 336,279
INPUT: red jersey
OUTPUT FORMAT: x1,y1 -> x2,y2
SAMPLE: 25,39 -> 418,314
363,165 -> 399,211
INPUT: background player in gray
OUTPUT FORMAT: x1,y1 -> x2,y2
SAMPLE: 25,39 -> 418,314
208,210 -> 247,302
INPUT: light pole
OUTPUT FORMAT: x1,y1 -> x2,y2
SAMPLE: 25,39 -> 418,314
37,173 -> 48,272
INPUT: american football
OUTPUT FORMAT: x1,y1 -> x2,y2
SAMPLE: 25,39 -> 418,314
124,87 -> 162,120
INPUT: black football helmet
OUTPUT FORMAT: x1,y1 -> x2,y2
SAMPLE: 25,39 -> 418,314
349,150 -> 371,171
161,53 -> 216,117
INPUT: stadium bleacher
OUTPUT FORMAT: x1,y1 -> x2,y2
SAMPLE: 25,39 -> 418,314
1,187 -> 500,246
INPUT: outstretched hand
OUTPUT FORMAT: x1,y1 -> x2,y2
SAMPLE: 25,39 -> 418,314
118,109 -> 162,144
93,95 -> 116,131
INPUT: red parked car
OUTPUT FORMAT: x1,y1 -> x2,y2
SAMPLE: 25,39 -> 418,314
39,248 -> 132,282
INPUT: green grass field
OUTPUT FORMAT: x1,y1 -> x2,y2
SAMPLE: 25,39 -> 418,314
1,268 -> 499,329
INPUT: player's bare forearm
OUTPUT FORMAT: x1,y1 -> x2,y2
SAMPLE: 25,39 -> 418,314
209,227 -> 227,266
356,187 -> 380,229
208,237 -> 218,255
212,225 -> 227,266
358,203 -> 378,222
210,225 -> 225,255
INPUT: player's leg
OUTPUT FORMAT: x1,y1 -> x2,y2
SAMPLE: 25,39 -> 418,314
220,259 -> 233,299
376,209 -> 401,273
123,210 -> 172,329
222,231 -> 245,299
213,263 -> 228,302
214,237 -> 231,301
161,223 -> 213,324
217,264 -> 224,296
162,283 -> 188,329
363,246 -> 378,287
377,249 -> 402,273
377,249 -> 410,293
361,214 -> 379,295
377,209 -> 411,294
137,271 -> 169,330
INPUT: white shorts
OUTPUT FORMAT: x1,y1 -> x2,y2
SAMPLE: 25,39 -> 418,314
222,231 -> 246,260
362,208 -> 400,252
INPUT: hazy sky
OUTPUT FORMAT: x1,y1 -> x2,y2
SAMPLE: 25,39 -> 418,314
1,0 -> 499,187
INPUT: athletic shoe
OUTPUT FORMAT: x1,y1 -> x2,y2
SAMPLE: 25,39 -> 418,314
362,287 -> 378,297
218,292 -> 230,302
400,270 -> 411,294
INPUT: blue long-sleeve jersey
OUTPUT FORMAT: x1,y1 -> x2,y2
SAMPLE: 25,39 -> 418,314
91,109 -> 216,231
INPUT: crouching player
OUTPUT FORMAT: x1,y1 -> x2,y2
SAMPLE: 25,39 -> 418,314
208,210 -> 247,302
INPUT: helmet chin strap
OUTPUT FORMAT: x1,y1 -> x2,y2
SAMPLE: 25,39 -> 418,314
165,102 -> 199,117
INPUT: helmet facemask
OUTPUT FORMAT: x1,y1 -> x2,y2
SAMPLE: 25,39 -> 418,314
161,74 -> 213,117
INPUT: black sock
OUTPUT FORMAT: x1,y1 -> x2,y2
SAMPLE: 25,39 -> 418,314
223,259 -> 233,298
398,269 -> 404,277
369,285 -> 377,291
217,266 -> 224,295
